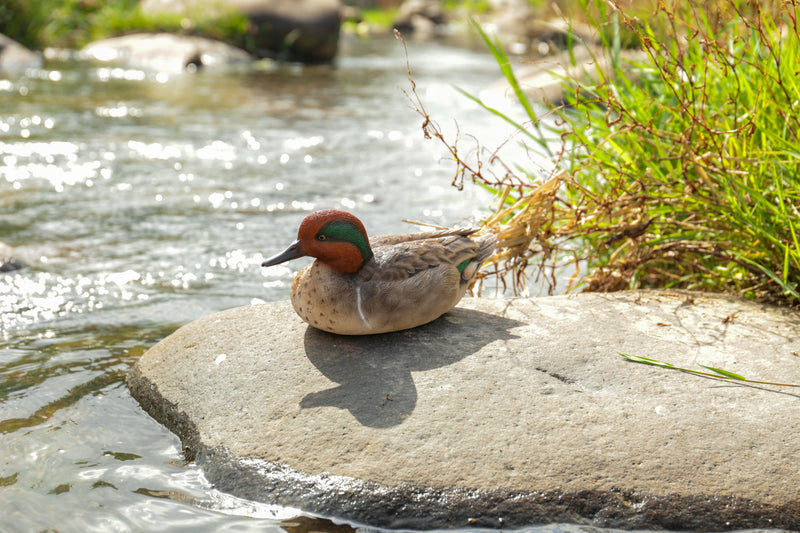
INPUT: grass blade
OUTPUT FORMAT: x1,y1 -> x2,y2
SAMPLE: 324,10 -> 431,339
698,365 -> 747,380
619,353 -> 677,368
620,353 -> 800,388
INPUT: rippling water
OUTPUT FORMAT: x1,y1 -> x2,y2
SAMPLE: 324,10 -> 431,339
0,33 -> 601,533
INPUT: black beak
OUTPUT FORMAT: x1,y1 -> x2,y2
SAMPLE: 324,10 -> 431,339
261,240 -> 306,267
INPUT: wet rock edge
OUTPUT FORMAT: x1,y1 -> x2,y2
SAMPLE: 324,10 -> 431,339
127,365 -> 800,531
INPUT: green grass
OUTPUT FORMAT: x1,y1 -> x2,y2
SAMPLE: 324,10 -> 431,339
359,7 -> 399,28
442,0 -> 493,14
0,0 -> 251,50
341,7 -> 399,35
620,353 -> 800,388
463,0 -> 800,306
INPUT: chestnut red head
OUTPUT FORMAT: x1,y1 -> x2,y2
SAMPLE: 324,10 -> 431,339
261,210 -> 373,275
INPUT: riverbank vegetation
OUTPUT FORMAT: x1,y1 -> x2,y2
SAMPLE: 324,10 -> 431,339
443,0 -> 800,306
0,0 -> 250,50
0,0 -> 510,49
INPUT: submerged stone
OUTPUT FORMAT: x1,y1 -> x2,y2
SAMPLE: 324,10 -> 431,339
0,242 -> 26,273
127,291 -> 800,530
0,257 -> 25,273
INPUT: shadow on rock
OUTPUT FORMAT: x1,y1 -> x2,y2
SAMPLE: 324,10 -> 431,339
301,307 -> 522,428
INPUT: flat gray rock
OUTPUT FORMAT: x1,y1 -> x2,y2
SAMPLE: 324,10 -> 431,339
128,291 -> 800,530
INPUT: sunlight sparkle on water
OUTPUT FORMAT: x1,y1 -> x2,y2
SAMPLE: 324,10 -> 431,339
211,249 -> 259,273
95,104 -> 143,118
106,270 -> 141,286
0,141 -> 106,191
0,265 -> 209,333
282,135 -> 324,151
96,67 -> 147,82
207,191 -> 233,209
127,140 -> 182,160
196,140 -> 236,161
0,272 -> 97,333
241,130 -> 261,151
1,141 -> 78,159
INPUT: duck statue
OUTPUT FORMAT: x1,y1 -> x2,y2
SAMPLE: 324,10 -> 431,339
261,209 -> 496,335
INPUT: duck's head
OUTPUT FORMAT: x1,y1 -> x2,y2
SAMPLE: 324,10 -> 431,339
261,209 -> 374,275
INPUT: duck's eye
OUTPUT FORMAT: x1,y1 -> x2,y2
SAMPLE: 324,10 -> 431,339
317,234 -> 327,241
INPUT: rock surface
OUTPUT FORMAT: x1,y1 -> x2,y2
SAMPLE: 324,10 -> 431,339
128,291 -> 800,530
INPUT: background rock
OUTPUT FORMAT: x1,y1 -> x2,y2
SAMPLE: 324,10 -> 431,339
0,33 -> 42,71
140,0 -> 342,62
393,0 -> 446,37
128,291 -> 800,530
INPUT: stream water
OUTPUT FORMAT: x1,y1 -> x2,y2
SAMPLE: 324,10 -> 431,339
0,32 -> 682,533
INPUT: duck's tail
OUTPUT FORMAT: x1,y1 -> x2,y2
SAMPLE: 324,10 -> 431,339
459,232 -> 498,284
473,232 -> 498,265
